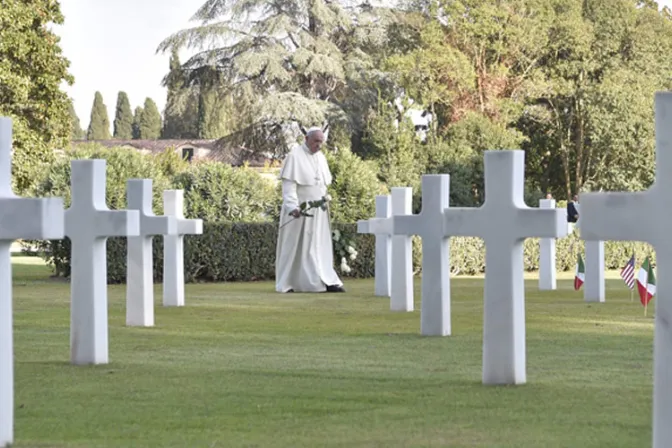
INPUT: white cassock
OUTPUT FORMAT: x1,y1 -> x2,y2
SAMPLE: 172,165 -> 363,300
275,144 -> 343,292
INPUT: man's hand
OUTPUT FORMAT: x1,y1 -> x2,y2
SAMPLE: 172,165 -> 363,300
290,209 -> 301,218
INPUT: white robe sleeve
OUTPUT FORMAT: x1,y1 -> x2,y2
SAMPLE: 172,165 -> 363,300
282,179 -> 299,213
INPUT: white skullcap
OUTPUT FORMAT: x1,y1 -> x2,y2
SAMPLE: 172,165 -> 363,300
305,126 -> 327,141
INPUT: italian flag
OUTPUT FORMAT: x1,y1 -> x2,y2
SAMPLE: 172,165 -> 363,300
574,254 -> 585,290
637,256 -> 656,306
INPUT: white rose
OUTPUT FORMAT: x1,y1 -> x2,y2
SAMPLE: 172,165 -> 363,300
324,194 -> 332,202
349,253 -> 356,260
341,257 -> 347,265
343,264 -> 351,273
346,245 -> 355,254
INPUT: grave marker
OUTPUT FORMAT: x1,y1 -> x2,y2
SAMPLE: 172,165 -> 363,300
162,190 -> 202,307
66,160 -> 139,365
0,118 -> 65,446
392,176 -> 451,336
443,150 -> 567,385
356,195 -> 392,296
538,199 -> 557,290
580,92 -> 672,448
357,189 -> 413,310
126,180 -> 178,326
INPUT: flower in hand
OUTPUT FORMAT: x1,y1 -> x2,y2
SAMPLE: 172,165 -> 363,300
290,195 -> 332,218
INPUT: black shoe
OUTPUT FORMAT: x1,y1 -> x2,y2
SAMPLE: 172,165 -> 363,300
286,289 -> 294,293
326,285 -> 345,293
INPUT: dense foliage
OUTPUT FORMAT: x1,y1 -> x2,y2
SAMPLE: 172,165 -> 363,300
0,0 -> 74,193
157,0 -> 672,202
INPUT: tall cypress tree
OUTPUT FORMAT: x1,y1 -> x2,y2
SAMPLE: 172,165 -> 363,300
113,91 -> 133,139
68,100 -> 84,140
139,98 -> 162,139
132,106 -> 143,139
87,91 -> 111,140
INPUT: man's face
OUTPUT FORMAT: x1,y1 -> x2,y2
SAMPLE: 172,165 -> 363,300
546,193 -> 552,199
306,131 -> 324,153
573,195 -> 578,202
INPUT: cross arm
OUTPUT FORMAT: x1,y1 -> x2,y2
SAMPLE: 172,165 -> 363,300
443,209 -> 486,238
392,215 -> 419,236
357,219 -> 371,234
515,208 -> 568,239
93,210 -> 140,238
177,218 -> 203,235
142,215 -> 178,236
0,197 -> 64,240
579,190 -> 657,244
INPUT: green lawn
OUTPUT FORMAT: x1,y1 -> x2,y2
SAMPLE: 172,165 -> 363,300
10,256 -> 652,447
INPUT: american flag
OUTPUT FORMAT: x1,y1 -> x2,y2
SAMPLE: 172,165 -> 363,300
620,255 -> 636,289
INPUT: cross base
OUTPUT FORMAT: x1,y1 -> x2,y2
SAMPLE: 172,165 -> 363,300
126,236 -> 156,326
70,240 -> 109,365
0,242 -> 13,446
163,234 -> 186,307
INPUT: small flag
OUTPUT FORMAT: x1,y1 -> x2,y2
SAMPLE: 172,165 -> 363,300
574,254 -> 585,290
620,255 -> 636,289
637,257 -> 656,306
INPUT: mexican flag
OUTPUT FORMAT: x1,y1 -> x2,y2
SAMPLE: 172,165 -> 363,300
574,254 -> 585,290
637,256 -> 656,306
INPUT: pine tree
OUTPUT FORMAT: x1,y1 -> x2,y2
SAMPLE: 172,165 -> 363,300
68,100 -> 84,140
157,0 -> 396,155
113,91 -> 134,139
87,91 -> 111,140
139,98 -> 162,139
132,106 -> 143,139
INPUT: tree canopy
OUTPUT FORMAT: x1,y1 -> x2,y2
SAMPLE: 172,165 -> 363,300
0,0 -> 74,192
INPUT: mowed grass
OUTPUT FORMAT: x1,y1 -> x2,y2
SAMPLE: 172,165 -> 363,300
10,256 -> 652,447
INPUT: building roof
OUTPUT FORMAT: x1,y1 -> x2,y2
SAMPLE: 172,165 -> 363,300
70,138 -> 271,167
72,139 -> 218,152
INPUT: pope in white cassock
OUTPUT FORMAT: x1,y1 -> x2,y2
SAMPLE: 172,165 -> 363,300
275,127 -> 345,293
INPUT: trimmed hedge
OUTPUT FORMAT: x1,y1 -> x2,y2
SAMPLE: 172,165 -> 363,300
39,223 -> 655,284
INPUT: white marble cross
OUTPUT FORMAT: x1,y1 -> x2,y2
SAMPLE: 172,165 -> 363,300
538,199 -> 557,290
126,180 -> 177,326
580,92 -> 672,448
584,240 -> 605,302
389,188 -> 414,311
393,176 -> 451,336
356,195 -> 392,296
0,118 -> 65,447
65,160 -> 139,365
444,150 -> 567,385
162,190 -> 202,307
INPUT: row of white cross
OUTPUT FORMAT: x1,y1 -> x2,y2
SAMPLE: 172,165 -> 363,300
538,198 -> 605,300
0,117 -> 202,446
357,91 -> 672,448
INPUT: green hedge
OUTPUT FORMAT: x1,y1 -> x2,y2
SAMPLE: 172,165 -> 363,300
38,223 -> 655,284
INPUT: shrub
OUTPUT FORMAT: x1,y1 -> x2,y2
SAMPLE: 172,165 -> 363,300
27,146 -> 180,272
324,147 -> 387,223
38,221 -> 654,284
171,161 -> 280,222
32,145 -> 176,211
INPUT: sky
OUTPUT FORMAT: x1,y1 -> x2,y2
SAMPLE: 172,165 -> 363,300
53,0 -> 672,130
53,0 -> 199,130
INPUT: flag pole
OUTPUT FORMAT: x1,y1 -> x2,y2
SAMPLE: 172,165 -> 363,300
644,254 -> 650,317
630,250 -> 635,302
